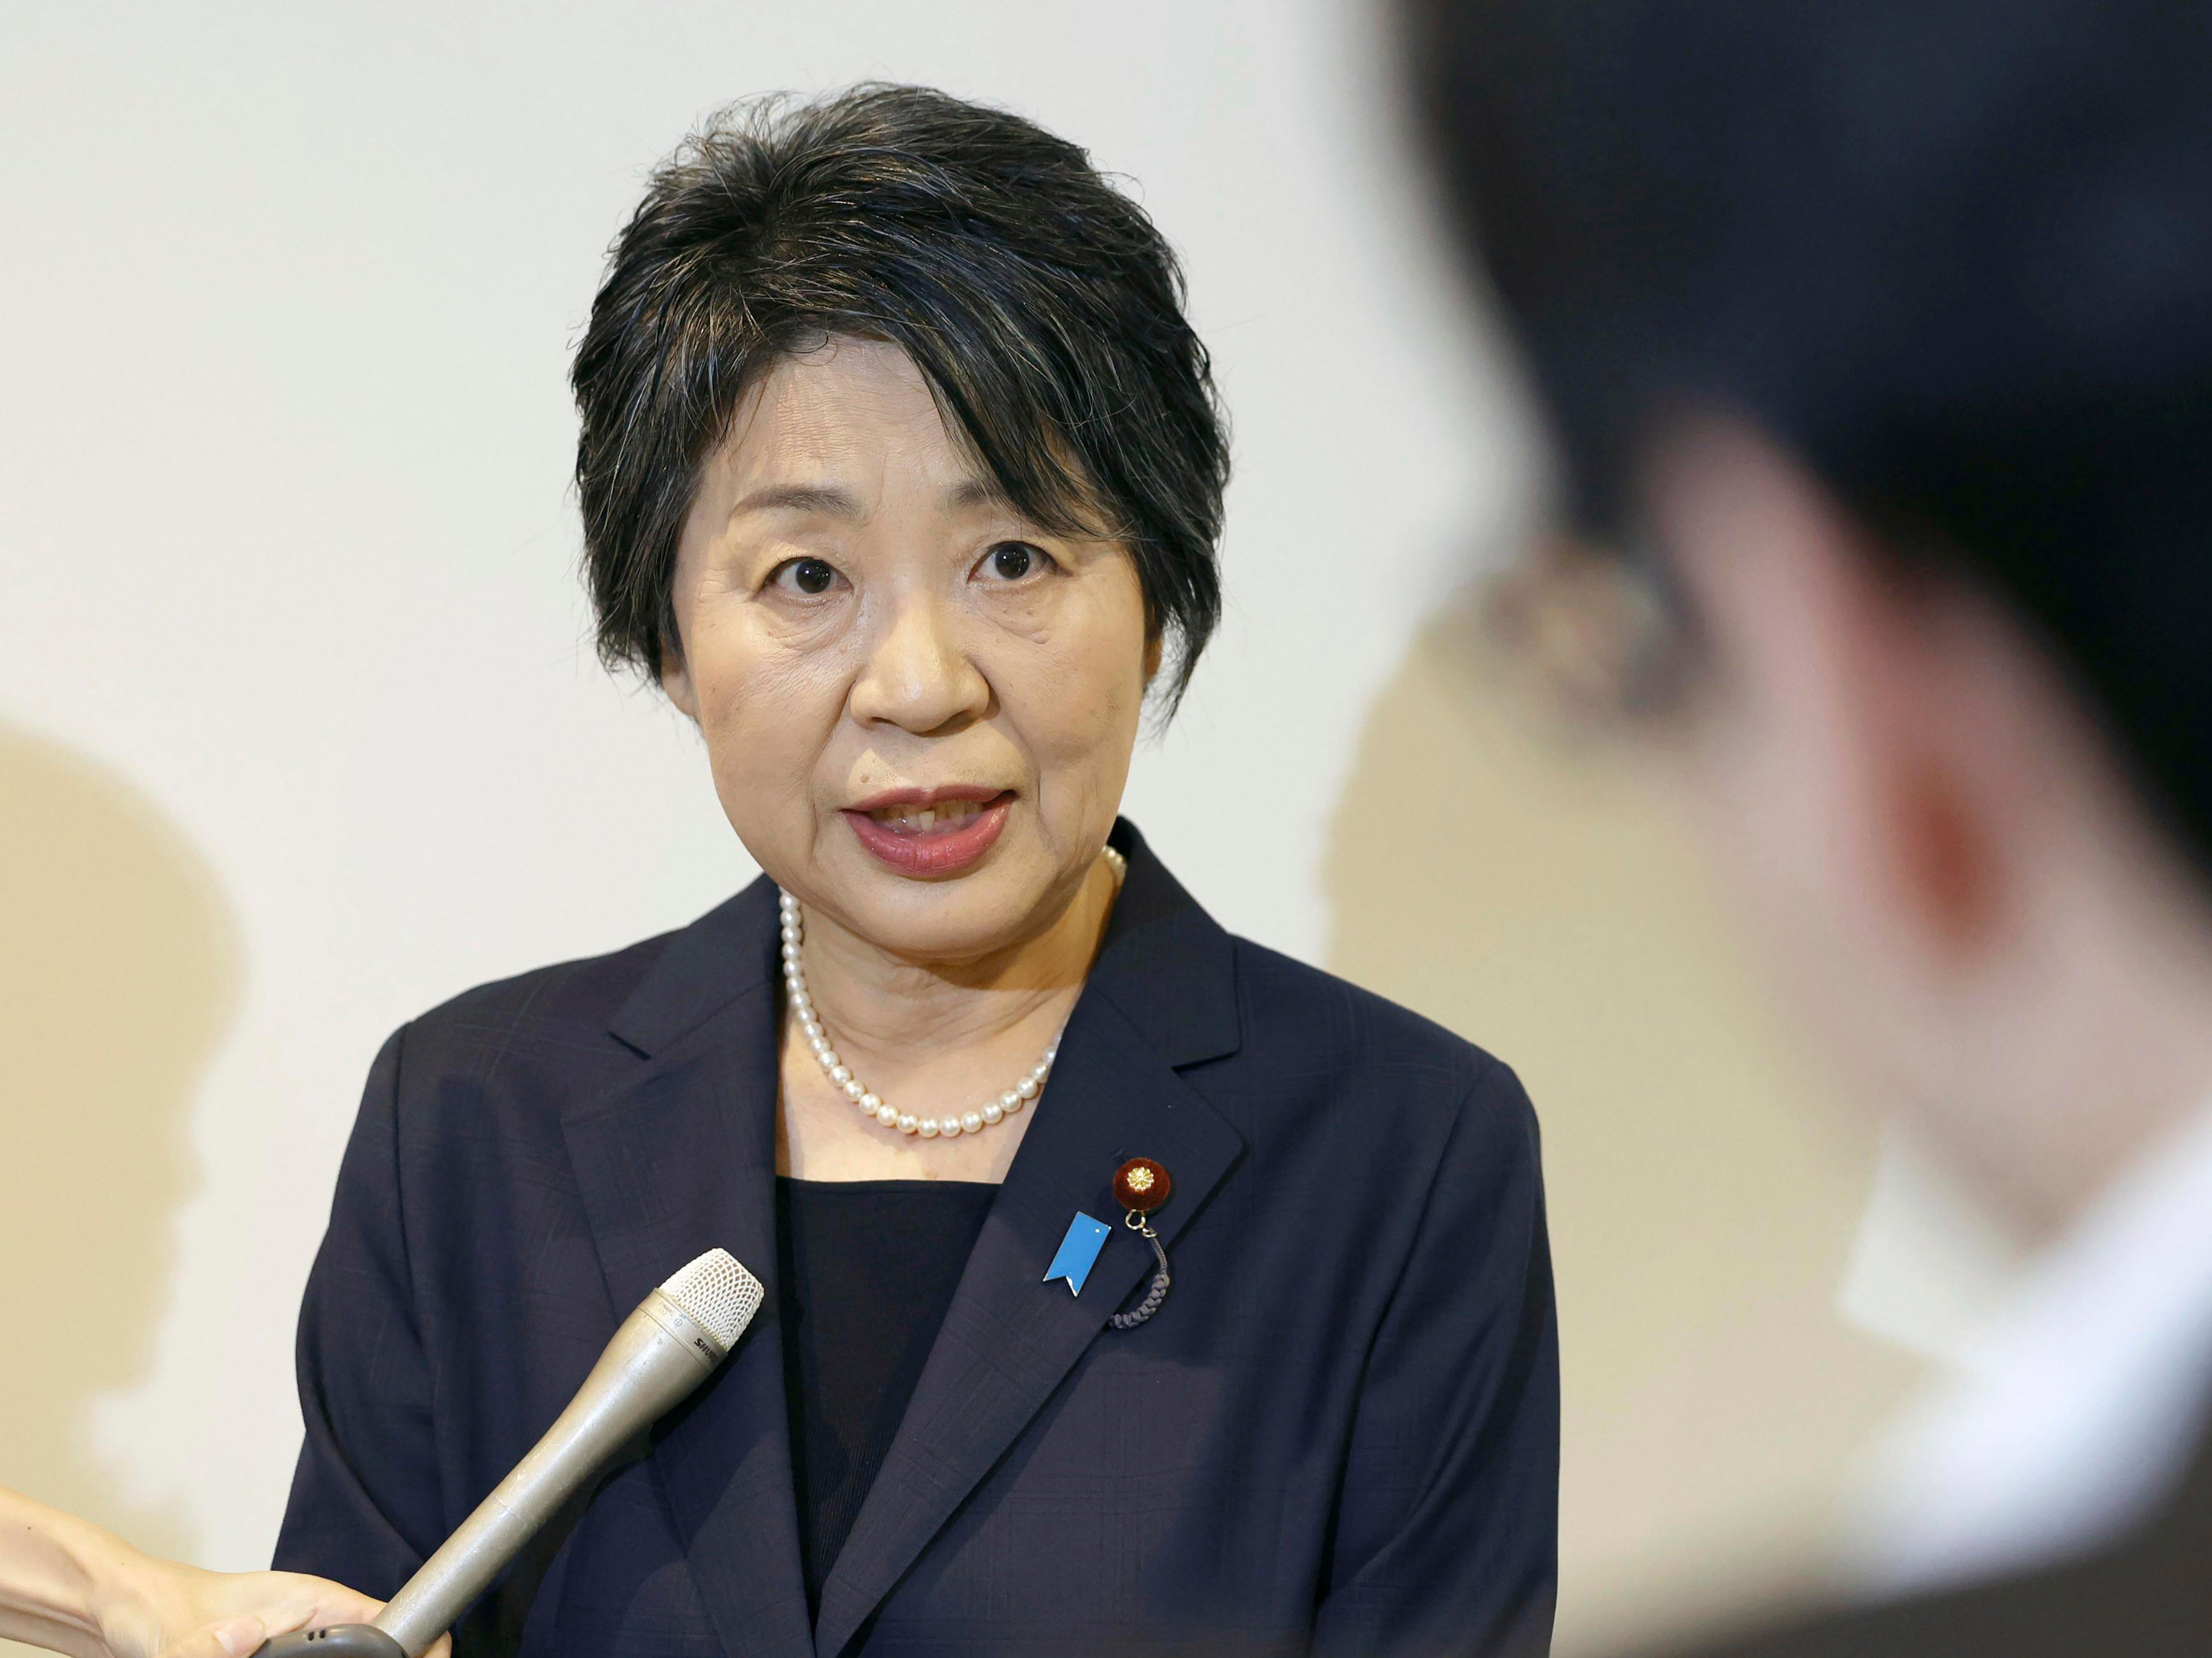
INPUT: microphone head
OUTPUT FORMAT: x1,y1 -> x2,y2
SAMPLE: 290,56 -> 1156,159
658,1248 -> 764,1354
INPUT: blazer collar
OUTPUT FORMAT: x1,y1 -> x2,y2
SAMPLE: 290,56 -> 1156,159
1080,819 -> 1242,1070
567,822 -> 1247,1658
563,874 -> 814,1658
812,822 -> 1247,1654
605,876 -> 780,1060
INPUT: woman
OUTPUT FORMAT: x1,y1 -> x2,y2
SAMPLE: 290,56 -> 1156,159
0,1485 -> 438,1658
274,86 -> 1555,1657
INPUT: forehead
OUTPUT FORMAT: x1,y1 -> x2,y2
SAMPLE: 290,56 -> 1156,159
720,336 -> 981,495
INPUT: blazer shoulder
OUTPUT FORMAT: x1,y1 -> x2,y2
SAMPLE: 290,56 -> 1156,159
407,927 -> 678,1045
1226,935 -> 1531,1119
375,922 -> 693,1119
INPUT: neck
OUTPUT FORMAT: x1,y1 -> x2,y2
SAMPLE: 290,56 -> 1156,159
1943,826 -> 2212,1245
794,853 -> 1122,1074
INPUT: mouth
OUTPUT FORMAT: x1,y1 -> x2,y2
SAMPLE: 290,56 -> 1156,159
842,787 -> 1015,877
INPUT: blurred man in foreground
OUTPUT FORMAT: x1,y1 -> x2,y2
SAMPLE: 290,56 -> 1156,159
1401,0 -> 2212,1649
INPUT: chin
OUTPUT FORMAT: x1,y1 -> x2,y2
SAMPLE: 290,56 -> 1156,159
827,856 -> 1055,961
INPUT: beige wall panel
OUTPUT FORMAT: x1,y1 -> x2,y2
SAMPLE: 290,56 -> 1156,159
0,726 -> 240,1658
1327,619 -> 1923,1653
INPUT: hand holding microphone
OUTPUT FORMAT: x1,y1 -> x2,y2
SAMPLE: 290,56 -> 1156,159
256,1248 -> 763,1658
0,1486 -> 443,1658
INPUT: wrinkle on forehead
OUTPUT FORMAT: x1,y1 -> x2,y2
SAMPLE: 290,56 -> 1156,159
708,338 -> 991,523
707,332 -> 1113,542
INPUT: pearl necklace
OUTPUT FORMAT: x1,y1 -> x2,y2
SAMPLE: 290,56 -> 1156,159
778,843 -> 1128,1140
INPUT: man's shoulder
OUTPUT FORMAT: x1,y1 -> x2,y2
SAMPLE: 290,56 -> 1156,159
1653,1415 -> 2212,1658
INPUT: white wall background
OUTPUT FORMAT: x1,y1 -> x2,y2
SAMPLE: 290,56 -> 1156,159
0,0 -> 1527,1573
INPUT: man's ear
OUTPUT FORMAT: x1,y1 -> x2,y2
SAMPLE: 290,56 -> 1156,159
1143,632 -> 1164,685
1648,415 -> 2006,963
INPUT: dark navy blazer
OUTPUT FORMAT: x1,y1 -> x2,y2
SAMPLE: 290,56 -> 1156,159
274,823 -> 1557,1658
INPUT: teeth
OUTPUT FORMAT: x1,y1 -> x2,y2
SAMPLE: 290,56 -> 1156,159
869,798 -> 989,830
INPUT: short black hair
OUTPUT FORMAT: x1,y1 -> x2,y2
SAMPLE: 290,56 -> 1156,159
571,84 -> 1228,709
1402,0 -> 2212,872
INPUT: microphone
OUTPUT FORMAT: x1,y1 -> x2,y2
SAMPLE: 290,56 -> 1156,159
259,1248 -> 764,1658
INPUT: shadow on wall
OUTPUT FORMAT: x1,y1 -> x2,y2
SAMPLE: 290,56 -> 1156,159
0,723 -> 238,1584
1325,612 -> 1924,1656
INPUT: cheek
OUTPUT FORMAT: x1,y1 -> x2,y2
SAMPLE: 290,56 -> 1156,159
1012,600 -> 1147,756
687,624 -> 852,834
987,588 -> 1147,830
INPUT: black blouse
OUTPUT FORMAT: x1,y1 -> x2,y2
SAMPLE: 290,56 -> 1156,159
773,1176 -> 998,1616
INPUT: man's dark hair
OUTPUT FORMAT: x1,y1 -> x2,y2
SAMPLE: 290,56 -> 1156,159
572,84 -> 1228,708
1401,0 -> 2212,869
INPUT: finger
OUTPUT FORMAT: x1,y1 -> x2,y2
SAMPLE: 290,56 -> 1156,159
302,1588 -> 384,1630
249,1575 -> 382,1636
157,1614 -> 267,1658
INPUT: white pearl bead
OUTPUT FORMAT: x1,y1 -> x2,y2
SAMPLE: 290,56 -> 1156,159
780,931 -> 1068,1142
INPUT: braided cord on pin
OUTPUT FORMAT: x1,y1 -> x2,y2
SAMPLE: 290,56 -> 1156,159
1110,1231 -> 1172,1329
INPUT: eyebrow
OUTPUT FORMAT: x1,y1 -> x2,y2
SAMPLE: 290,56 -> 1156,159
731,477 -> 1014,520
946,477 -> 1009,511
732,483 -> 866,520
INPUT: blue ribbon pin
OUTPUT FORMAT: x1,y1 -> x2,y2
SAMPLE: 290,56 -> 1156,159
1043,1212 -> 1114,1297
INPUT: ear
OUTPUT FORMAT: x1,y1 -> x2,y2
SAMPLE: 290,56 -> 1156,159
1645,417 -> 2006,968
1142,631 -> 1164,685
660,646 -> 701,722
1888,688 -> 2002,957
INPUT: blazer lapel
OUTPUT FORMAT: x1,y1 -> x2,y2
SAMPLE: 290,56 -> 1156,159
561,877 -> 816,1658
812,825 -> 1248,1657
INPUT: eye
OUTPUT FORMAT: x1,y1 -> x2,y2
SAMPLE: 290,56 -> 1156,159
979,541 -> 1053,582
770,557 -> 842,597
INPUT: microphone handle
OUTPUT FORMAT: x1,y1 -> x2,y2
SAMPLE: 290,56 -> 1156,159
259,1289 -> 720,1658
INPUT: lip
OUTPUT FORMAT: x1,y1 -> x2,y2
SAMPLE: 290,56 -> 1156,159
847,782 -> 1008,813
842,787 -> 1015,877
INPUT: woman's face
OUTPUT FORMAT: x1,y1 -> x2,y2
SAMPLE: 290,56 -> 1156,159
664,336 -> 1155,964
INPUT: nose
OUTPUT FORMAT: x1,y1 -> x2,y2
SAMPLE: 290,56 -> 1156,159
847,589 -> 991,735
